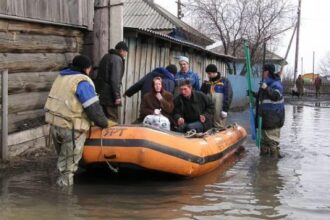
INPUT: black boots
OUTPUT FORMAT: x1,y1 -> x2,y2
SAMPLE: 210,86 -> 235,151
260,146 -> 283,158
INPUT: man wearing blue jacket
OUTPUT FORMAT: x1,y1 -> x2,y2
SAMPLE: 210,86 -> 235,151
250,64 -> 285,158
45,55 -> 117,187
175,56 -> 200,92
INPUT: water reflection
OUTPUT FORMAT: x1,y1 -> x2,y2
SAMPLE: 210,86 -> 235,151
251,158 -> 285,219
1,104 -> 330,219
71,155 -> 242,219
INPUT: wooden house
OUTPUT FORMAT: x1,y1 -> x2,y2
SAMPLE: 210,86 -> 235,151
120,0 -> 234,123
0,0 -> 94,157
0,0 -> 234,158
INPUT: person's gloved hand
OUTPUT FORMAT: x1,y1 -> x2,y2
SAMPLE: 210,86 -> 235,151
261,82 -> 268,90
107,120 -> 118,127
221,111 -> 228,118
246,90 -> 256,97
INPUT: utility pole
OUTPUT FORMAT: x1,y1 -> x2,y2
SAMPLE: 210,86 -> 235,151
301,57 -> 304,75
313,51 -> 315,80
294,0 -> 302,82
262,41 -> 267,67
313,51 -> 315,73
280,23 -> 297,73
177,0 -> 184,19
313,51 -> 315,82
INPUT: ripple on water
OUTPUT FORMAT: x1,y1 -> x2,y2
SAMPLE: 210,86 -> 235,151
1,104 -> 330,219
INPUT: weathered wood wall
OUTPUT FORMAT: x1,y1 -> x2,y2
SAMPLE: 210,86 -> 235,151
0,19 -> 84,133
0,0 -> 94,30
120,35 -> 229,124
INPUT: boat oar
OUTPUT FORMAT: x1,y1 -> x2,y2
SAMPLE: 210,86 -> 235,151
243,42 -> 257,141
255,42 -> 267,149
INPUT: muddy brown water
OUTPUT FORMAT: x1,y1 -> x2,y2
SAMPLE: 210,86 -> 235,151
1,104 -> 330,220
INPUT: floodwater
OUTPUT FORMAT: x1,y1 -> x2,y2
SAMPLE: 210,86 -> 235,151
1,103 -> 330,220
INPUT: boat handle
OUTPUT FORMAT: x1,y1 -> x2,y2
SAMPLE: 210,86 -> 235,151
104,154 -> 116,159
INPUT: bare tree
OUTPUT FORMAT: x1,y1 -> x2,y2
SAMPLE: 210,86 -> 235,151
184,0 -> 295,75
319,52 -> 330,76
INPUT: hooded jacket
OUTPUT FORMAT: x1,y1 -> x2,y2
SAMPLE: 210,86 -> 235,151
258,74 -> 285,129
124,67 -> 176,98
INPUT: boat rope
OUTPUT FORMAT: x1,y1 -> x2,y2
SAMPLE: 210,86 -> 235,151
184,124 -> 237,138
100,128 -> 119,173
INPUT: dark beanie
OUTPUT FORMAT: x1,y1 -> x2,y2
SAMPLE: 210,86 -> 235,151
166,64 -> 177,75
115,41 -> 129,51
205,64 -> 218,73
263,64 -> 275,74
72,55 -> 92,69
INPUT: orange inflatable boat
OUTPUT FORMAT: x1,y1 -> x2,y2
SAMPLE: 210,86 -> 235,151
83,124 -> 247,177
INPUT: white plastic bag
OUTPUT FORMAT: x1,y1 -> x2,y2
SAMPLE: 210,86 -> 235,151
143,113 -> 170,131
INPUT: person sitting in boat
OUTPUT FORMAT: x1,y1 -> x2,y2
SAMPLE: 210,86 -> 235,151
201,64 -> 233,128
173,80 -> 214,133
139,77 -> 174,130
124,65 -> 177,98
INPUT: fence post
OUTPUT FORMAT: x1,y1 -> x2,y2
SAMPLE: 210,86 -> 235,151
1,69 -> 8,161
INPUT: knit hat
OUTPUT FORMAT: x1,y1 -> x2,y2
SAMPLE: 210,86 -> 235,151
72,55 -> 92,69
263,64 -> 275,74
205,64 -> 217,73
115,41 -> 129,51
178,56 -> 189,63
166,64 -> 177,75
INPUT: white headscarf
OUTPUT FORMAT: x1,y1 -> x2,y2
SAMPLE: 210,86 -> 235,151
178,56 -> 189,64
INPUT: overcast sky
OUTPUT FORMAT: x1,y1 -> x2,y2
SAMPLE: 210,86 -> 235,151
155,0 -> 330,75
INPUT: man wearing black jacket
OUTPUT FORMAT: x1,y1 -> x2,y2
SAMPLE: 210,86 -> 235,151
173,80 -> 214,133
95,41 -> 128,122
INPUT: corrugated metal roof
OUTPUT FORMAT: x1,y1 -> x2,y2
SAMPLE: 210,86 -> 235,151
124,0 -> 174,30
124,0 -> 214,45
153,2 -> 214,44
125,27 -> 235,61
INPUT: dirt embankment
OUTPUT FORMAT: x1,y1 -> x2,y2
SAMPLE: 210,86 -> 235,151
0,147 -> 57,173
